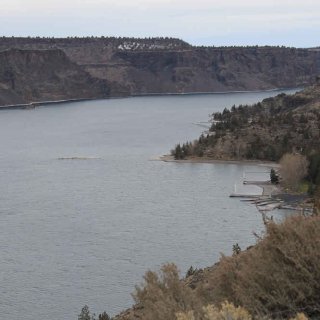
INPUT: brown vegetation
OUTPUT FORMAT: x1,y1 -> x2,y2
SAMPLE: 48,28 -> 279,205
203,215 -> 320,318
132,263 -> 205,320
117,215 -> 320,320
176,302 -> 308,320
176,302 -> 253,320
279,153 -> 309,191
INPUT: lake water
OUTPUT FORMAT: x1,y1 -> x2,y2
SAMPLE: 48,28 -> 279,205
0,89 -> 298,319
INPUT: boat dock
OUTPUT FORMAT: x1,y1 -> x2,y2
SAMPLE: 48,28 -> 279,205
229,193 -> 261,198
231,170 -> 284,211
230,170 -> 313,213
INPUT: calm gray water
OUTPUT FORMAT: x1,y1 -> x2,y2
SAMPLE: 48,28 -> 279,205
0,89 -> 298,319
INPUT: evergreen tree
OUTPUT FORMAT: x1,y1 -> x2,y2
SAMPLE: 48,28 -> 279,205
174,144 -> 183,159
98,312 -> 111,320
78,306 -> 91,320
270,168 -> 279,184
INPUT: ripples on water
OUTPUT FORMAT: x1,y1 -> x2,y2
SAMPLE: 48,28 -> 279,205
0,89 -> 299,319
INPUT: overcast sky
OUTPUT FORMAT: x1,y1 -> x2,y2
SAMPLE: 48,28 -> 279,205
1,0 -> 319,47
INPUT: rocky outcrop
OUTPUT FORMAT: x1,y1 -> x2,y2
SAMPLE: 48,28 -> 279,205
1,37 -> 320,106
114,47 -> 320,94
0,48 -> 110,106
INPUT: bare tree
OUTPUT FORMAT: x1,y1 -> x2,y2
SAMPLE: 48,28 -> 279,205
279,153 -> 309,191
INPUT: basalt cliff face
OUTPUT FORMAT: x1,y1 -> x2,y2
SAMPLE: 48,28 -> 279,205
1,37 -> 320,106
114,47 -> 320,94
0,48 -> 109,106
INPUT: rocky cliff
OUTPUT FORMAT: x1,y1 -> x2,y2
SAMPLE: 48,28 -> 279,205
113,47 -> 320,94
0,48 -> 109,106
1,37 -> 320,105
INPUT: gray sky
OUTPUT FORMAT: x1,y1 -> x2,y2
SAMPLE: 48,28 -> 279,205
1,0 -> 319,47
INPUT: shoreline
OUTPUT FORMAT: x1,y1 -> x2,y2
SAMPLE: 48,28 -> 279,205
157,155 -> 284,205
156,154 -> 280,168
0,97 -> 98,110
0,87 -> 302,111
157,155 -> 313,213
131,86 -> 301,97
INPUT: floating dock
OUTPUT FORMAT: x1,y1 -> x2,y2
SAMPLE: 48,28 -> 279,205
229,193 -> 261,198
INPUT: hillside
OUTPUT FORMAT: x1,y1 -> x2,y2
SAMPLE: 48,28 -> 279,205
172,83 -> 320,162
0,48 -> 109,106
98,214 -> 320,320
1,37 -> 320,106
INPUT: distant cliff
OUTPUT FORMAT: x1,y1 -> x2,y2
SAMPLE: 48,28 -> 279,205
1,37 -> 320,106
114,47 -> 320,94
0,48 -> 109,106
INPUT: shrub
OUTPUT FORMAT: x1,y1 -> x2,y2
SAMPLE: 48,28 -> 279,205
186,266 -> 197,278
270,168 -> 279,184
202,302 -> 252,320
279,153 -> 309,191
78,306 -> 93,320
176,302 -> 252,320
98,312 -> 111,320
176,303 -> 308,320
78,306 -> 110,320
232,243 -> 241,256
133,263 -> 203,320
204,215 -> 320,318
130,215 -> 320,319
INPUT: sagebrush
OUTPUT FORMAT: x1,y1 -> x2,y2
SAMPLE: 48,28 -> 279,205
132,215 -> 320,319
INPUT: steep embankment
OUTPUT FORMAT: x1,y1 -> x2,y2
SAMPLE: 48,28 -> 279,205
1,37 -> 320,104
0,37 -> 190,98
0,48 -> 109,106
172,84 -> 320,161
114,47 -> 320,94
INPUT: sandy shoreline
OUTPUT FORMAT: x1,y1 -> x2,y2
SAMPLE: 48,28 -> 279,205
154,154 -> 280,168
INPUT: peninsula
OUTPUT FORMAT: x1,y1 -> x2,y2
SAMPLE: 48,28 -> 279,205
171,83 -> 320,164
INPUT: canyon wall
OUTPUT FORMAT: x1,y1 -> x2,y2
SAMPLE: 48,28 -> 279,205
1,37 -> 320,105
